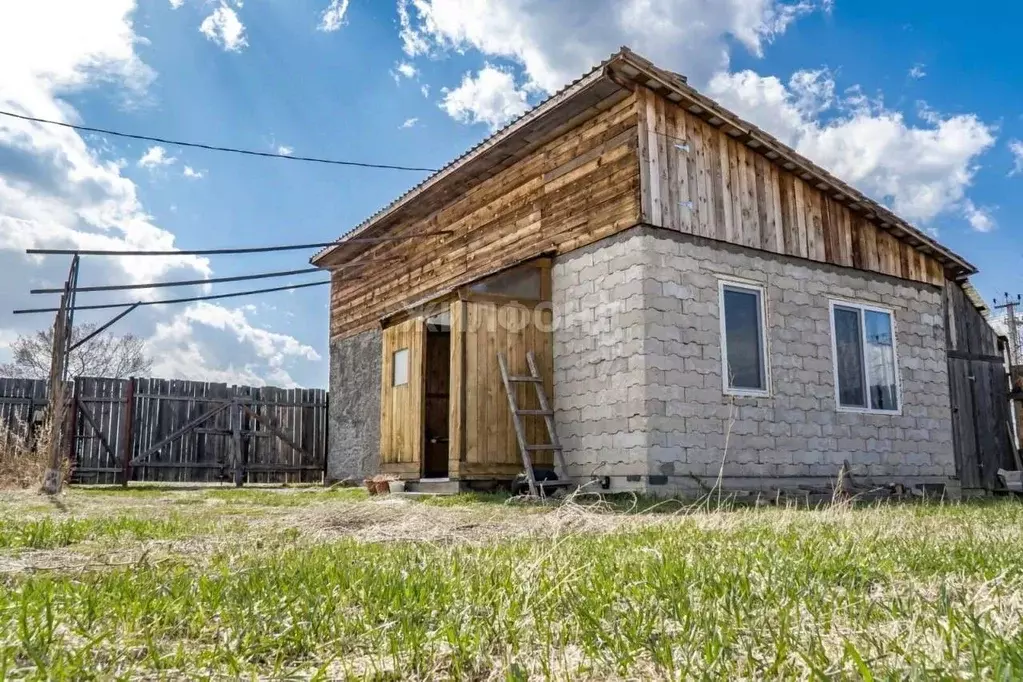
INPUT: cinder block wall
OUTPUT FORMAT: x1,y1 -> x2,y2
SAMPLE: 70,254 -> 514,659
552,226 -> 956,494
327,328 -> 382,482
551,231 -> 656,492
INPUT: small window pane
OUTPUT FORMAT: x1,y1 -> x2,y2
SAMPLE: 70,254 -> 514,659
723,287 -> 765,390
834,306 -> 866,408
865,310 -> 898,410
393,348 -> 409,387
469,267 -> 542,299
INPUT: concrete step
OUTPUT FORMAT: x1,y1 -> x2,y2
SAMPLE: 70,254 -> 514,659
405,478 -> 461,495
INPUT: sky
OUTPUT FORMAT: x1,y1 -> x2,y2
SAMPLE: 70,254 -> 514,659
1,0 -> 1021,389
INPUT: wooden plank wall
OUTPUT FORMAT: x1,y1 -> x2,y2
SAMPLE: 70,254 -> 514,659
71,377 -> 328,484
329,92 -> 642,341
379,318 -> 425,474
0,377 -> 49,451
944,282 -> 1014,490
636,87 -> 945,287
456,301 -> 554,479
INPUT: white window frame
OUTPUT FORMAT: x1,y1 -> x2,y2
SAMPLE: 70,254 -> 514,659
392,348 -> 409,387
828,300 -> 902,415
718,279 -> 771,398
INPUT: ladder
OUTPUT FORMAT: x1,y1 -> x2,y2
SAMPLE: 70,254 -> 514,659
498,351 -> 567,496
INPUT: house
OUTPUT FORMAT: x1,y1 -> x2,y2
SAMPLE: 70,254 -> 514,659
311,47 -> 1014,496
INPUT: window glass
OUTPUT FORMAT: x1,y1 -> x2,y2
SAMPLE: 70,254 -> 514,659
392,348 -> 409,387
469,267 -> 542,299
722,285 -> 765,391
833,306 -> 866,408
865,310 -> 898,410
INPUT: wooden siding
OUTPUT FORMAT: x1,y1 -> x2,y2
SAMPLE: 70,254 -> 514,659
379,318 -> 425,474
452,301 -> 554,479
329,93 -> 641,341
636,87 -> 946,287
944,281 -> 1014,489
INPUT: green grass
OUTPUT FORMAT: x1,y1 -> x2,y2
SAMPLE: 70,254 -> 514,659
1,489 -> 1022,679
0,514 -> 219,550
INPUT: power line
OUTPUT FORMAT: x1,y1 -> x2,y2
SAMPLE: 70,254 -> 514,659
13,280 -> 330,315
25,233 -> 451,257
28,261 -> 388,295
0,109 -> 440,173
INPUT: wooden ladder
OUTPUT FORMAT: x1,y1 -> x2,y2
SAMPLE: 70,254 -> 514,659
498,351 -> 567,496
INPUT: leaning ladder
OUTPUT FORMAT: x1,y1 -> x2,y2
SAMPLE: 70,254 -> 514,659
497,351 -> 567,496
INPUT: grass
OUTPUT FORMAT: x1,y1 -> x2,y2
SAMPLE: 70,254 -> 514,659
0,487 -> 1022,679
0,514 -> 221,550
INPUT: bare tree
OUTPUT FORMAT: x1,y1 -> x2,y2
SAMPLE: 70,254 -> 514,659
0,324 -> 153,379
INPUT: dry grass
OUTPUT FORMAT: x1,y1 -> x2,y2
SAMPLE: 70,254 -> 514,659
0,417 -> 58,490
1,486 -> 1023,679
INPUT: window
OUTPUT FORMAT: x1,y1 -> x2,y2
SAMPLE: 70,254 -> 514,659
718,281 -> 769,395
392,348 -> 409,387
468,265 -> 542,299
830,302 -> 900,412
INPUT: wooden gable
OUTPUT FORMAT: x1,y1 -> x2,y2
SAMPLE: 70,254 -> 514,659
635,86 -> 946,286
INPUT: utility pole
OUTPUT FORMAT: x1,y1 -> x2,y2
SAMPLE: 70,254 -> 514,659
994,292 -> 1022,371
40,256 -> 79,495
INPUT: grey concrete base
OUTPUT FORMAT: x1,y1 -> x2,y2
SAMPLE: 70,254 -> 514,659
327,329 -> 382,482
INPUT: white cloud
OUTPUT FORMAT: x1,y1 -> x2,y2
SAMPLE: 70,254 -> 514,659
200,2 -> 247,52
399,0 -> 824,93
182,165 -> 204,179
0,0 -> 209,292
1010,140 -> 1023,176
0,0 -> 323,388
147,302 -> 321,387
396,61 -> 418,79
421,84 -> 430,98
138,145 -> 176,168
319,0 -> 351,32
400,117 -> 419,129
908,63 -> 926,79
169,0 -> 185,8
440,64 -> 530,131
962,200 -> 995,232
277,145 -> 294,156
705,69 -> 996,227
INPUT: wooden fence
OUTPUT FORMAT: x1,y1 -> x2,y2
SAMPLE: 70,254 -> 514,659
944,282 -> 1016,490
0,376 -> 328,485
0,377 -> 49,450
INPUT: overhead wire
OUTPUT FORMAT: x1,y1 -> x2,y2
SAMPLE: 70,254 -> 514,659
28,258 -> 394,294
14,280 -> 332,316
25,232 -> 451,257
0,109 -> 440,173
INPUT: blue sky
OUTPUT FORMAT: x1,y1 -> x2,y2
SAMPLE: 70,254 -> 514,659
1,0 -> 1020,388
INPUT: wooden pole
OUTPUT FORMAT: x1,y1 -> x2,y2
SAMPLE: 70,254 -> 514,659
40,284 -> 69,494
120,378 -> 136,487
41,256 -> 78,495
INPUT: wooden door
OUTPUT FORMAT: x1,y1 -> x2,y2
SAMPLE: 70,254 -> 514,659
379,318 -> 425,476
456,300 -> 554,478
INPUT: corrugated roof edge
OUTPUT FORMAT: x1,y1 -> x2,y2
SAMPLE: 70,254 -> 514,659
309,47 -> 629,265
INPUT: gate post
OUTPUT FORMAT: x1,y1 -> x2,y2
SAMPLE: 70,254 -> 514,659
120,378 -> 136,487
232,397 -> 244,487
64,380 -> 80,479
